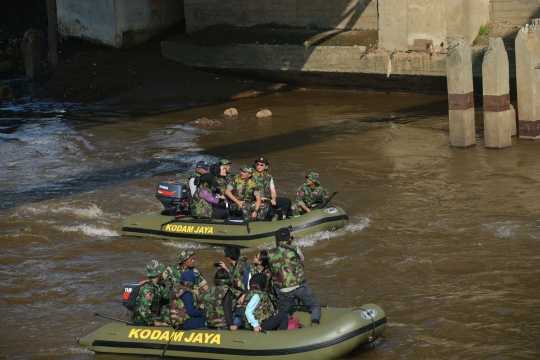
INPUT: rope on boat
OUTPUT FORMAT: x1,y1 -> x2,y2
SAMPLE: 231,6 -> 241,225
351,307 -> 376,341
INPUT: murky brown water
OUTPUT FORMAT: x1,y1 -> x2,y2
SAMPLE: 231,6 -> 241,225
1,90 -> 539,359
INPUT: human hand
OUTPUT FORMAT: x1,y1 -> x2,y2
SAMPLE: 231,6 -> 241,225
271,199 -> 276,206
251,211 -> 257,219
229,325 -> 238,331
254,326 -> 262,332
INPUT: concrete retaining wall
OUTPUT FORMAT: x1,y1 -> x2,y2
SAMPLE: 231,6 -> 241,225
491,0 -> 540,26
56,0 -> 184,48
378,0 -> 489,52
183,0 -> 379,33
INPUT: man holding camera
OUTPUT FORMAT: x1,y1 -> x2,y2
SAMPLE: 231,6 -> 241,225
268,227 -> 321,326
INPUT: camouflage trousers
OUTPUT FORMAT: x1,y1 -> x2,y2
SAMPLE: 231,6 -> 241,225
133,307 -> 171,326
229,201 -> 269,221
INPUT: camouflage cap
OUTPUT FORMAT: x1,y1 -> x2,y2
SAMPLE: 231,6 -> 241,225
306,172 -> 320,184
147,260 -> 165,277
240,165 -> 254,173
220,159 -> 232,165
178,250 -> 195,264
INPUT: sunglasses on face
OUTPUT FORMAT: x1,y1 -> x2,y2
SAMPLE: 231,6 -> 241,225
256,163 -> 266,167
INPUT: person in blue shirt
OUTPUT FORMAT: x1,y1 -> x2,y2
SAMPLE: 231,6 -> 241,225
176,271 -> 207,330
243,273 -> 288,331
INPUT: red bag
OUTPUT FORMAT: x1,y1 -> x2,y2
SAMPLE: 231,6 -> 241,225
287,317 -> 303,330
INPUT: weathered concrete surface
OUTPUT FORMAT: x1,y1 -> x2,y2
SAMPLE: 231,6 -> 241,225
183,0 -> 378,33
56,0 -> 184,48
446,39 -> 476,148
365,0 -> 490,52
482,37 -> 512,148
491,0 -> 540,26
515,25 -> 540,139
21,29 -> 45,80
162,28 -> 517,93
378,0 -> 408,51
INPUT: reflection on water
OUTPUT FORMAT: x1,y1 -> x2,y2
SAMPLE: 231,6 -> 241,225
1,91 -> 539,359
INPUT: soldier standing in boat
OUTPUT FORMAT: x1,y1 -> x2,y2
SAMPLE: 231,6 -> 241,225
292,172 -> 329,216
132,260 -> 171,326
268,228 -> 321,326
252,156 -> 292,220
225,165 -> 269,221
163,250 -> 209,290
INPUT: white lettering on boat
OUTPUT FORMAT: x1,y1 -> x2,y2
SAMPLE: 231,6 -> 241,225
128,329 -> 220,345
164,224 -> 214,234
361,309 -> 377,319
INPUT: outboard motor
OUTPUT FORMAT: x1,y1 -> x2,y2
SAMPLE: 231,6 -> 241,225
156,181 -> 190,216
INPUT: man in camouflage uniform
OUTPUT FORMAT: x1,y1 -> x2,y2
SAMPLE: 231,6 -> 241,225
163,250 -> 209,291
252,156 -> 292,220
132,260 -> 171,326
268,227 -> 321,326
225,165 -> 269,222
292,172 -> 329,216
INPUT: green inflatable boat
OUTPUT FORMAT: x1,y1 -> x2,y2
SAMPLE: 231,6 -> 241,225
116,206 -> 349,247
79,305 -> 386,359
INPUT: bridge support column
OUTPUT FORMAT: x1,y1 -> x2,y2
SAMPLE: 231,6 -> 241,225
515,20 -> 540,139
446,39 -> 475,148
482,37 -> 512,148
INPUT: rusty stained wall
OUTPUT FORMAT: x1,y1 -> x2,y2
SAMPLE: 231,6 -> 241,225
183,0 -> 379,33
491,0 -> 540,25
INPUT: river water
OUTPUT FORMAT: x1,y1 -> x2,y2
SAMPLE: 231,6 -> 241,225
1,90 -> 539,359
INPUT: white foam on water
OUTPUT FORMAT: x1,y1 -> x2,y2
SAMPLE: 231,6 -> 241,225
162,240 -> 212,251
483,221 -> 520,239
56,223 -> 118,237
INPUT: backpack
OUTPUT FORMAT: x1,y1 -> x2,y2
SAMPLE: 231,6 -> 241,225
123,280 -> 149,313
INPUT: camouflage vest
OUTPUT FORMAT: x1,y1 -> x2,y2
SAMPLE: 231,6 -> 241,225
229,255 -> 248,298
132,280 -> 167,325
296,183 -> 329,208
169,283 -> 196,327
231,175 -> 258,202
248,264 -> 273,294
191,184 -> 213,218
200,282 -> 230,328
241,289 -> 274,329
216,173 -> 234,195
164,265 -> 205,288
268,245 -> 306,289
252,171 -> 273,198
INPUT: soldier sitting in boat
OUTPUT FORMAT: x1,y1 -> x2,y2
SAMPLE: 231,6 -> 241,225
188,160 -> 211,196
213,159 -> 234,195
243,273 -> 289,331
225,165 -> 269,222
252,156 -> 292,220
169,270 -> 207,330
248,250 -> 276,303
292,172 -> 330,216
268,228 -> 321,327
191,173 -> 230,220
163,250 -> 209,291
217,245 -> 249,328
132,260 -> 171,326
199,268 -> 238,331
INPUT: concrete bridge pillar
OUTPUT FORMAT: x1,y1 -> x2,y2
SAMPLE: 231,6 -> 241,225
446,39 -> 475,148
482,37 -> 513,148
515,21 -> 540,139
21,29 -> 44,80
